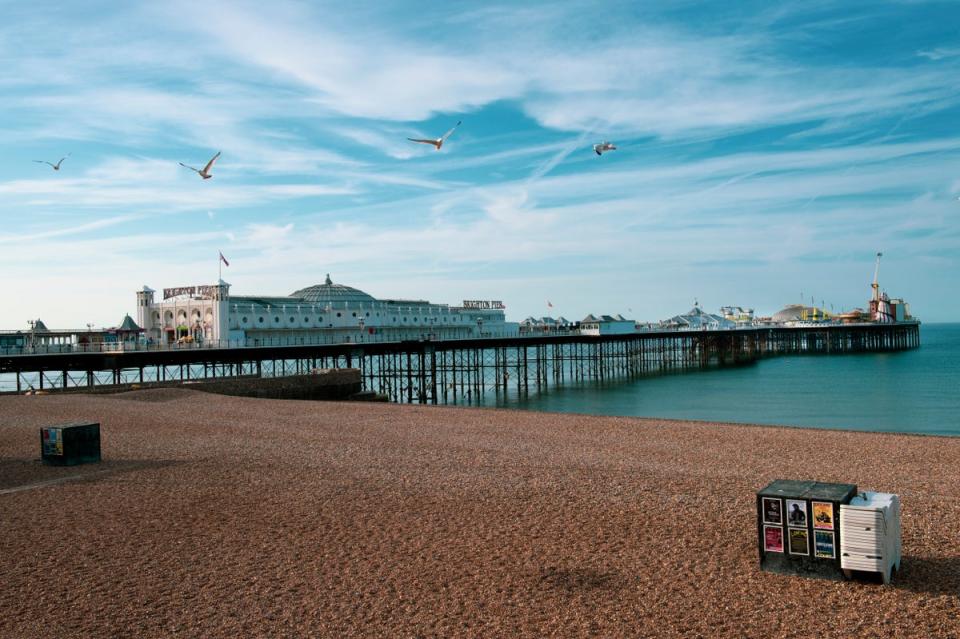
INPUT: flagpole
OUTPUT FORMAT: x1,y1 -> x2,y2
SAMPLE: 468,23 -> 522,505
218,251 -> 222,282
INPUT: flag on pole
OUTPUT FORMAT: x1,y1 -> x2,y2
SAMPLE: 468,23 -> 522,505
219,251 -> 230,267
547,300 -> 553,308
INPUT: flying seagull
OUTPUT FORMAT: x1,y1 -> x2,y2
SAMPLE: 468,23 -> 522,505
33,154 -> 70,170
593,141 -> 617,156
408,121 -> 461,150
179,151 -> 221,179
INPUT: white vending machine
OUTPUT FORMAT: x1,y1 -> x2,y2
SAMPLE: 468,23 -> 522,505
839,492 -> 901,584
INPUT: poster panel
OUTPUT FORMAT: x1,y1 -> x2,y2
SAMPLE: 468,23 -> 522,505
762,498 -> 783,525
789,528 -> 809,556
764,525 -> 784,553
786,499 -> 808,528
812,502 -> 834,530
814,530 -> 836,559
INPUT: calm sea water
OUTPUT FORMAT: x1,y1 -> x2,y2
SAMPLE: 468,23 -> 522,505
494,323 -> 960,437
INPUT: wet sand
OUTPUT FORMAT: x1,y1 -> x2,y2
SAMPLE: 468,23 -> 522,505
1,389 -> 958,637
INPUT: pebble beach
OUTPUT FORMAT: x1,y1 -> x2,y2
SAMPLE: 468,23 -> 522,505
1,388 -> 958,638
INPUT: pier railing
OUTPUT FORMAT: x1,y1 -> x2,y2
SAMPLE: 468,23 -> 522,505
0,322 -> 921,398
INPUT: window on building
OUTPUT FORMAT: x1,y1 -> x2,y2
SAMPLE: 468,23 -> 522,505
258,317 -> 264,323
351,312 -> 357,318
304,317 -> 310,323
336,312 -> 342,318
290,317 -> 296,323
242,317 -> 248,323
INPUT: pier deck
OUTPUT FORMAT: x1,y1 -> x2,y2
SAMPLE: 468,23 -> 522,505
0,323 -> 920,400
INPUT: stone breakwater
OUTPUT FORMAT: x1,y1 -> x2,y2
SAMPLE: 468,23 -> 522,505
1,389 -> 958,637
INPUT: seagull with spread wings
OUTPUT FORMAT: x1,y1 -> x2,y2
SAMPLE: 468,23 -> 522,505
179,151 -> 221,179
593,141 -> 617,156
408,121 -> 461,150
33,154 -> 70,171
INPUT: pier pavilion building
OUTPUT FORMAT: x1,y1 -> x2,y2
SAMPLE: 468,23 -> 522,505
136,275 -> 519,346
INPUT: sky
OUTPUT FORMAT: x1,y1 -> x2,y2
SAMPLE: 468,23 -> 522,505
1,0 -> 959,329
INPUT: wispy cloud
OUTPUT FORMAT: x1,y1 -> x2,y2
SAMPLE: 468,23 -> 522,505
1,0 -> 959,325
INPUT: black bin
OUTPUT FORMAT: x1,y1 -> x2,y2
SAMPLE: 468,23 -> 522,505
40,422 -> 101,466
757,479 -> 857,580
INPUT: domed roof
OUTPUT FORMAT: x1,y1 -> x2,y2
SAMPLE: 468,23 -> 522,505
291,274 -> 377,305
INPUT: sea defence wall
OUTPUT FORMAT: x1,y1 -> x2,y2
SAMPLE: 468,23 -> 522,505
176,368 -> 362,401
13,369 -> 363,401
0,323 -> 921,403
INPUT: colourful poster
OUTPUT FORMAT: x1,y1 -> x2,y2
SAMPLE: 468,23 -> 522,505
786,499 -> 808,528
789,528 -> 809,556
42,428 -> 62,456
762,498 -> 783,525
764,525 -> 784,553
814,530 -> 835,558
812,502 -> 834,530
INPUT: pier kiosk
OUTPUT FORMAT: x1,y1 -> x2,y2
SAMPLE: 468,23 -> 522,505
757,480 -> 857,580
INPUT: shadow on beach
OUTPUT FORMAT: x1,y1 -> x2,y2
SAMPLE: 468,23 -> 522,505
892,556 -> 960,597
0,458 -> 183,492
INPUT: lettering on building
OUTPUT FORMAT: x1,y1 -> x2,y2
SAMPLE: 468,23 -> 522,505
163,285 -> 217,300
461,300 -> 505,309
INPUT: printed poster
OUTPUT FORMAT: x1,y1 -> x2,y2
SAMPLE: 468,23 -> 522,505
762,498 -> 783,525
812,502 -> 834,530
786,499 -> 808,528
789,528 -> 809,556
764,525 -> 784,553
814,530 -> 835,559
42,429 -> 62,456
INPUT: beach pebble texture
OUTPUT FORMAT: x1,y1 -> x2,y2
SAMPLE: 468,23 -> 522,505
1,389 -> 958,638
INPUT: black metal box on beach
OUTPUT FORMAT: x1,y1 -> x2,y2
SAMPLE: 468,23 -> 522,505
40,422 -> 101,466
757,479 -> 857,580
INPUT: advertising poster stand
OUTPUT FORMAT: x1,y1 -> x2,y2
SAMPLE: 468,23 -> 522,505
756,479 -> 857,580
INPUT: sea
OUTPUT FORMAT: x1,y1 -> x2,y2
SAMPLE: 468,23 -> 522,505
493,323 -> 960,437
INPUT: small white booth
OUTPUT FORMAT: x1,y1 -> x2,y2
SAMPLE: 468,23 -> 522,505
839,492 -> 902,584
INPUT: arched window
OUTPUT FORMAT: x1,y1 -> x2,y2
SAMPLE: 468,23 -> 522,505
274,316 -> 280,323
242,316 -> 248,324
258,317 -> 264,324
289,316 -> 296,323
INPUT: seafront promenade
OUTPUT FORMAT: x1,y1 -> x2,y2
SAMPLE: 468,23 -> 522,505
1,389 -> 957,637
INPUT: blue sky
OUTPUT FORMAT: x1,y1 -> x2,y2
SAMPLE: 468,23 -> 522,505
1,0 -> 959,328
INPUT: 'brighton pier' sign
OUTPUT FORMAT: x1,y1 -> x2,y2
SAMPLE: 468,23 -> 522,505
163,285 -> 218,300
461,300 -> 505,309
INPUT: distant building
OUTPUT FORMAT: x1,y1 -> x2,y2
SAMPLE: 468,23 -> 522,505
660,303 -> 735,330
136,274 -> 518,345
0,315 -> 143,351
579,314 -> 636,335
771,304 -> 833,324
519,316 -> 574,334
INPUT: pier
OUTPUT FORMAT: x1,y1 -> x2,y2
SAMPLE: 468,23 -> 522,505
0,323 -> 920,401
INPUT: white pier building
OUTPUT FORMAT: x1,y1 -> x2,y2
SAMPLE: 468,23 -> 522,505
136,275 -> 518,346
